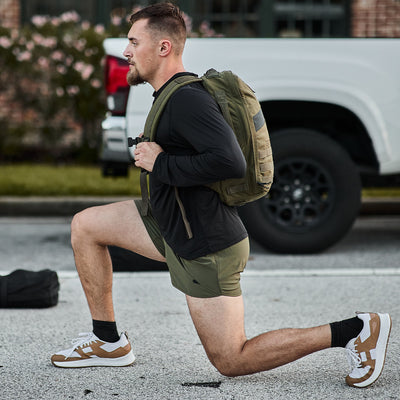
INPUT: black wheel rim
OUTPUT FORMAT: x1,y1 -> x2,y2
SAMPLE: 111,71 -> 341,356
260,157 -> 335,233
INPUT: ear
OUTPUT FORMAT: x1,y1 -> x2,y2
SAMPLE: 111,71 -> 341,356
159,39 -> 172,57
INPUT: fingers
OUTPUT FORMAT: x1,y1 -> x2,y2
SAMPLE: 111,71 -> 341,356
134,145 -> 142,168
134,142 -> 163,172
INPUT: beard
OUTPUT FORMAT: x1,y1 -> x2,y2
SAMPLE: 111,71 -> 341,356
126,67 -> 146,86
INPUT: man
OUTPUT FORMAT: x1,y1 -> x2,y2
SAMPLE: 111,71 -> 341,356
51,2 -> 391,388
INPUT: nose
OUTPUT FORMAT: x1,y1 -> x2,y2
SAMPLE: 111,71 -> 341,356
123,44 -> 131,59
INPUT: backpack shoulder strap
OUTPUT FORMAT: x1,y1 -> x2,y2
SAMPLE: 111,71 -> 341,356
139,75 -> 201,219
143,75 -> 202,141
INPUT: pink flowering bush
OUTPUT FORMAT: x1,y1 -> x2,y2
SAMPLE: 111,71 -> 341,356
0,9 -> 221,163
0,11 -> 107,162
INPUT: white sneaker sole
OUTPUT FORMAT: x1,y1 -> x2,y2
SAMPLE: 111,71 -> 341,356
353,313 -> 392,388
52,350 -> 135,368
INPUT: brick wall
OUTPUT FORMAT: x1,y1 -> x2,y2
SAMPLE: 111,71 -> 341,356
0,0 -> 20,29
352,0 -> 400,37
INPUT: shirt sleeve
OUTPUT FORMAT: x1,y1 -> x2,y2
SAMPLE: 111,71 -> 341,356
152,85 -> 246,187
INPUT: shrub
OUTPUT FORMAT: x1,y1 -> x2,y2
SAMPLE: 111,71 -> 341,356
0,11 -> 107,162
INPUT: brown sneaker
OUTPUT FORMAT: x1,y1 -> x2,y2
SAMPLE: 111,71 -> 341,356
51,332 -> 135,368
345,312 -> 391,388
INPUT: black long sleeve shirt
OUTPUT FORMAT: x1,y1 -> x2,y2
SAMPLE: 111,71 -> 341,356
150,73 -> 248,259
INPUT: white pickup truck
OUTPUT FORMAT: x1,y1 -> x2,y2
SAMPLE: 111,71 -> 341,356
101,38 -> 400,254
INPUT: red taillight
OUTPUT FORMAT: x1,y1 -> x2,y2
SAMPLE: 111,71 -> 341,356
104,55 -> 130,116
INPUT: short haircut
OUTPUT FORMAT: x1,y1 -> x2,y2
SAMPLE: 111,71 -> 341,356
129,2 -> 187,54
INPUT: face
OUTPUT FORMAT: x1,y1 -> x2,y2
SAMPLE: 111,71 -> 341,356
123,19 -> 159,86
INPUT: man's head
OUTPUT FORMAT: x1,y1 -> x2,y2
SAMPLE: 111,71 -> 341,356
123,2 -> 187,87
129,3 -> 187,55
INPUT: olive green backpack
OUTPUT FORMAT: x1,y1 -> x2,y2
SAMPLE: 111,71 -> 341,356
130,69 -> 274,238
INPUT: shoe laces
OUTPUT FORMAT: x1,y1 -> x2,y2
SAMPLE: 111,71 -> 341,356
65,332 -> 96,359
346,341 -> 362,370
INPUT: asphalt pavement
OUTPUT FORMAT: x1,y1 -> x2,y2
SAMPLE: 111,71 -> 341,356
0,271 -> 398,400
0,197 -> 399,399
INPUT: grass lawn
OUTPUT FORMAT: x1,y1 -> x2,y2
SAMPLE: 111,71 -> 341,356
0,164 -> 141,196
0,164 -> 399,198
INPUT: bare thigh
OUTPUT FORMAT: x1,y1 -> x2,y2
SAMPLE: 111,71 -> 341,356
73,200 -> 165,262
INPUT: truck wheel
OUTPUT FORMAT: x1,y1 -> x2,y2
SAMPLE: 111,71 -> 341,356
239,129 -> 361,253
101,162 -> 129,177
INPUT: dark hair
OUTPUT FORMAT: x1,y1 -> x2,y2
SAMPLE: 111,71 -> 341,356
129,2 -> 187,54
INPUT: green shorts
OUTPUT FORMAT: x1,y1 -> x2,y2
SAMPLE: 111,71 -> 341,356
135,200 -> 249,298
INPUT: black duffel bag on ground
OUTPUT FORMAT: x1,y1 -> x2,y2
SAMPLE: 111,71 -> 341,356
0,269 -> 60,308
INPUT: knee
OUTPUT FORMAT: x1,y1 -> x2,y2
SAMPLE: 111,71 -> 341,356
70,208 -> 95,249
209,353 -> 242,378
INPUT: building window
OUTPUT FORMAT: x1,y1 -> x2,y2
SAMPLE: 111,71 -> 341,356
181,0 -> 262,37
274,0 -> 349,38
20,0 -> 97,24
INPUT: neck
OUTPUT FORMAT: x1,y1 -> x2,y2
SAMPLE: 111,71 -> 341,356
150,61 -> 186,91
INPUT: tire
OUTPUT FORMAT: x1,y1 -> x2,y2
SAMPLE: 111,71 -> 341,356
109,246 -> 167,272
101,162 -> 129,177
239,129 -> 361,253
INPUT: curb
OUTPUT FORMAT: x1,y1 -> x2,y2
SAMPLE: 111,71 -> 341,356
1,196 -> 400,216
0,196 -> 136,217
359,197 -> 400,215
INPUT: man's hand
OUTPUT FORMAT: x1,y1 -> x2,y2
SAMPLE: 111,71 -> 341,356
134,142 -> 164,172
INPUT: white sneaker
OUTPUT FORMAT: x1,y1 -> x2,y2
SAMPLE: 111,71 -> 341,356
51,331 -> 135,368
345,312 -> 391,388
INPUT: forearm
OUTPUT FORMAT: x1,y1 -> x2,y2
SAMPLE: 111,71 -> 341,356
152,150 -> 246,187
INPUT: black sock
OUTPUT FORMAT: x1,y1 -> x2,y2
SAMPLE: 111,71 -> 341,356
330,316 -> 364,348
92,320 -> 120,343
